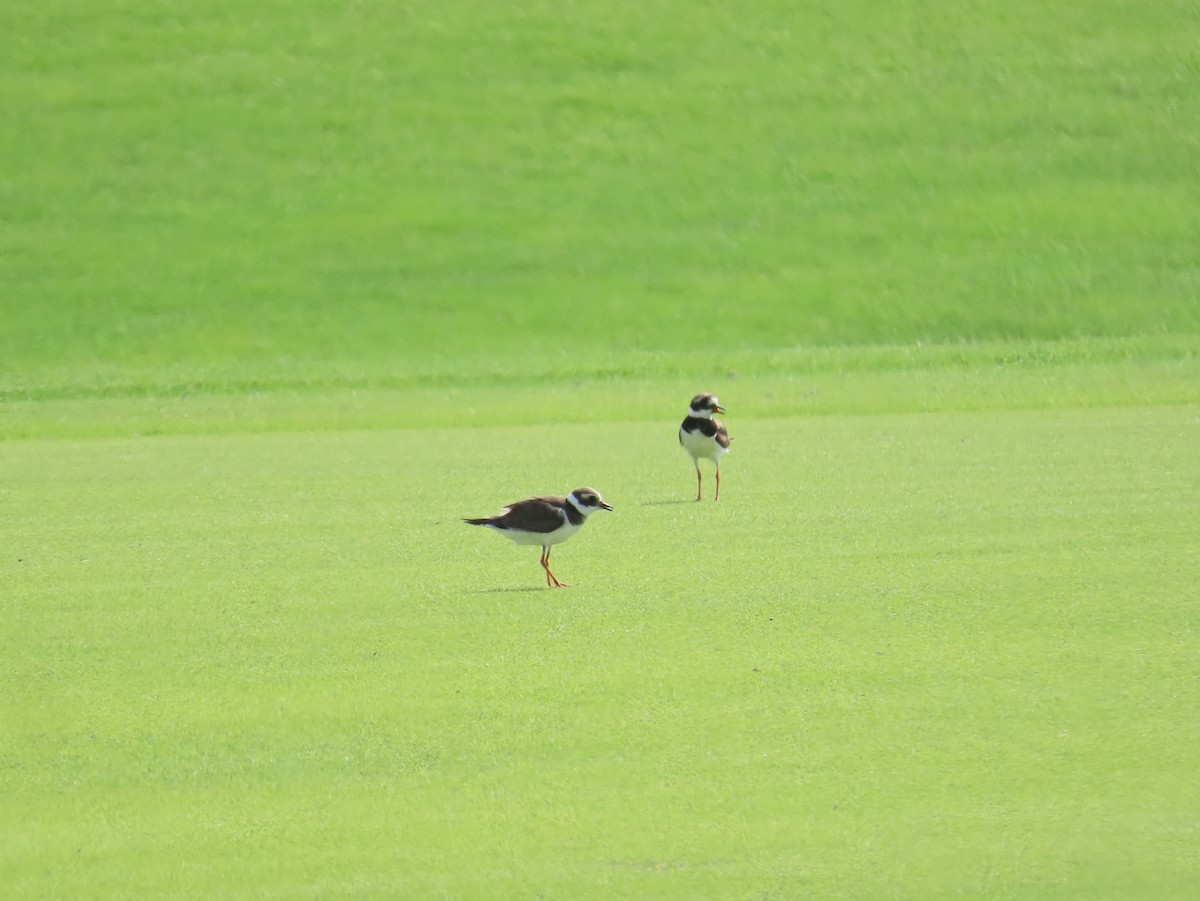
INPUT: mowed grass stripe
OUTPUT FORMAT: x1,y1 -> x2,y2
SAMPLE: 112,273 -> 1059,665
4,403 -> 1197,897
2,1 -> 1198,391
2,340 -> 1197,439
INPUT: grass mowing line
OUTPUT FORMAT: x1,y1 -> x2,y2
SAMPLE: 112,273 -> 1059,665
2,338 -> 1197,440
3,405 -> 1197,897
1,334 -> 1194,403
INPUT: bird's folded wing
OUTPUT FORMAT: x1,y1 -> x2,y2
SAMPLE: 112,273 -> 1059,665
503,498 -> 569,533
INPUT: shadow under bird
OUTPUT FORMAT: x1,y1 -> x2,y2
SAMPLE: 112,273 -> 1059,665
463,487 -> 613,587
679,392 -> 732,501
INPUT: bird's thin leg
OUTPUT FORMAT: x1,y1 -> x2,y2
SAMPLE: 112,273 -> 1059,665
540,547 -> 553,587
715,463 -> 721,502
695,464 -> 703,502
544,546 -> 569,588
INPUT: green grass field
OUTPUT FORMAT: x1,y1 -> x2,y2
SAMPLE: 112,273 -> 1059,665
3,0 -> 1199,897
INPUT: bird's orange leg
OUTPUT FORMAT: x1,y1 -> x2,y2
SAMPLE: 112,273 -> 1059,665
695,464 -> 703,502
543,546 -> 569,588
715,464 -> 721,502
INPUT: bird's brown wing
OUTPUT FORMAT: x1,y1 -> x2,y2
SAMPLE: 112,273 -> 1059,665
499,496 -> 569,533
714,419 -> 732,449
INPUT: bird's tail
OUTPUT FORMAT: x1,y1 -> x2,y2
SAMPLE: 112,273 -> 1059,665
463,517 -> 495,526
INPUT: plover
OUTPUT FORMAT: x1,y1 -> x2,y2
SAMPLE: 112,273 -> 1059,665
464,487 -> 613,587
679,393 -> 731,501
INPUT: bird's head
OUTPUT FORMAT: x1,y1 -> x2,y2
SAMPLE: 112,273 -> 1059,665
568,487 -> 613,515
688,393 -> 726,418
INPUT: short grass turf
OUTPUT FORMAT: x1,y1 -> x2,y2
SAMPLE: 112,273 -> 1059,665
4,0 -> 1200,896
3,394 -> 1198,898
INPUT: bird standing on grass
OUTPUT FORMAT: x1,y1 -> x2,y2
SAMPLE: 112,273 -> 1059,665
679,393 -> 731,501
463,487 -> 613,587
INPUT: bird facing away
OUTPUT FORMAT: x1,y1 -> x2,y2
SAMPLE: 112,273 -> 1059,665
679,393 -> 731,501
463,487 -> 613,587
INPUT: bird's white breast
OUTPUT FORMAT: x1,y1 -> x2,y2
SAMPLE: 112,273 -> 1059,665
502,516 -> 581,546
680,426 -> 728,462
